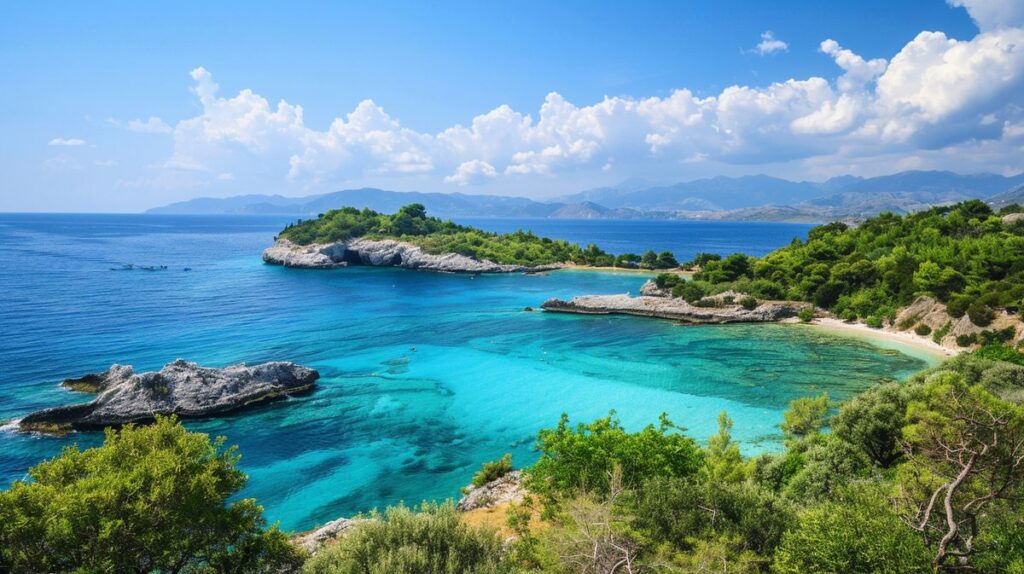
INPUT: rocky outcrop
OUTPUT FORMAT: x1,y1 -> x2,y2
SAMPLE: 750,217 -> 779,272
19,360 -> 319,432
263,238 -> 564,273
541,294 -> 801,324
894,296 -> 1022,350
293,517 -> 372,555
456,470 -> 526,512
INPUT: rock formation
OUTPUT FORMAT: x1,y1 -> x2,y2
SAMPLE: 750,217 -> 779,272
541,294 -> 801,324
19,359 -> 319,432
262,238 -> 563,273
293,517 -> 372,555
455,470 -> 526,512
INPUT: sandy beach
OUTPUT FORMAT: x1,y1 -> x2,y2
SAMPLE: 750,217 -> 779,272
803,317 -> 959,360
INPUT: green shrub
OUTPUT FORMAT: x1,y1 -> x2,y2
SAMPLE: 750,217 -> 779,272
0,416 -> 301,573
739,296 -> 758,310
773,484 -> 930,573
968,301 -> 996,327
781,394 -> 830,440
933,321 -> 952,343
957,333 -> 978,347
469,454 -> 513,489
302,502 -> 506,574
914,323 -> 932,336
526,412 -> 702,500
832,382 -> 914,467
654,273 -> 684,289
865,315 -> 884,329
672,281 -> 706,302
974,344 -> 1024,366
797,307 -> 815,322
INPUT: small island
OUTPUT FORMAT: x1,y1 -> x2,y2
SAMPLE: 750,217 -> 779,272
263,203 -> 681,273
19,359 -> 319,433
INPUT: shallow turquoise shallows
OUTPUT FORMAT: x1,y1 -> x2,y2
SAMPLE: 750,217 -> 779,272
0,214 -> 932,532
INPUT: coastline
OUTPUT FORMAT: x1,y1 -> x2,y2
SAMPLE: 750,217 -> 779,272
556,264 -> 694,277
803,317 -> 959,361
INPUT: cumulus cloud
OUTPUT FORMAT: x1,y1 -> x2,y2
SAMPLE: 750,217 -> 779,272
49,138 -> 86,146
444,160 -> 497,185
754,31 -> 789,55
145,9 -> 1024,191
948,0 -> 1024,31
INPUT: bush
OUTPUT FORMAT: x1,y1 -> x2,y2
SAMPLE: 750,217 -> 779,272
773,484 -> 930,573
865,315 -> 884,329
739,296 -> 758,310
781,394 -> 830,439
968,301 -> 996,327
974,344 -> 1024,366
302,502 -> 506,574
832,382 -> 914,467
797,307 -> 815,322
933,321 -> 952,343
957,333 -> 978,347
0,416 -> 301,573
469,454 -> 513,489
526,413 -> 703,500
914,323 -> 932,336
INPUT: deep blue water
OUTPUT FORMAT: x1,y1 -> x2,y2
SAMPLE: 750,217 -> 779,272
0,213 -> 931,531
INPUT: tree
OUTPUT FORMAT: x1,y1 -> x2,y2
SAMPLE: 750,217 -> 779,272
898,374 -> 1024,571
0,416 -> 301,573
526,412 -> 703,501
703,411 -> 745,484
655,251 -> 678,269
640,250 -> 659,269
780,394 -> 830,440
832,381 -> 915,467
773,484 -> 930,574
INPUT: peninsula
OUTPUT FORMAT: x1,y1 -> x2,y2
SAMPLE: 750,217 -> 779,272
262,203 -> 679,273
18,359 -> 319,432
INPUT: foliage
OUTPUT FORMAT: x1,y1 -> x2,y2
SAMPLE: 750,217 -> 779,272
898,371 -> 1024,570
302,501 -> 506,574
688,201 -> 1024,327
832,381 -> 916,467
914,323 -> 932,336
702,412 -> 745,484
526,412 -> 703,502
468,454 -> 513,490
773,483 -> 930,574
974,344 -> 1024,366
739,295 -> 758,310
0,416 -> 301,574
797,306 -> 814,322
779,393 -> 829,440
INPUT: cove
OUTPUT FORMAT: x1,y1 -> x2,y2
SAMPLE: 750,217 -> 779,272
0,214 -> 931,532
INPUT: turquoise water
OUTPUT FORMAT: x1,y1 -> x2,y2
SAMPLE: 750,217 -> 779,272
0,214 -> 932,532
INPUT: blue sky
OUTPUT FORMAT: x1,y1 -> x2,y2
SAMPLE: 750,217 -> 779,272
2,0 -> 1022,212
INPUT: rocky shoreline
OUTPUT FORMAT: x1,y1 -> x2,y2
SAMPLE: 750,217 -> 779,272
541,293 -> 802,324
19,359 -> 319,433
263,238 -> 564,274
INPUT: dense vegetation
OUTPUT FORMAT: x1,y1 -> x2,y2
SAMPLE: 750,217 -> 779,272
278,203 -> 680,269
0,416 -> 302,573
666,201 -> 1024,329
4,352 -> 1024,572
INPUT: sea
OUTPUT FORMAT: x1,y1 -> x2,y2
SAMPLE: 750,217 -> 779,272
0,213 -> 934,531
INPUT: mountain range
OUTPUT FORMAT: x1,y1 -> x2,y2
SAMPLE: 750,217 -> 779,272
146,170 -> 1024,223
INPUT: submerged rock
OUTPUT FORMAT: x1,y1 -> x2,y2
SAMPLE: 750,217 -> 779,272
456,470 -> 526,511
19,359 -> 319,432
541,294 -> 800,324
262,238 -> 564,274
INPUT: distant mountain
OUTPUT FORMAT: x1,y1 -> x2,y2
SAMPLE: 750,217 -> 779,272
989,183 -> 1024,209
146,170 -> 1024,223
557,170 -> 1024,212
148,188 -> 566,219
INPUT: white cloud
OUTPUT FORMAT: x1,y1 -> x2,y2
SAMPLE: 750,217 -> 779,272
48,138 -> 86,146
754,31 -> 789,55
142,10 -> 1024,192
444,160 -> 497,185
948,0 -> 1024,31
94,159 -> 118,167
127,116 -> 173,134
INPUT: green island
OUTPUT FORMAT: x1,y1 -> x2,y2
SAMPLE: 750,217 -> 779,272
5,204 -> 1024,573
276,203 -> 680,269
